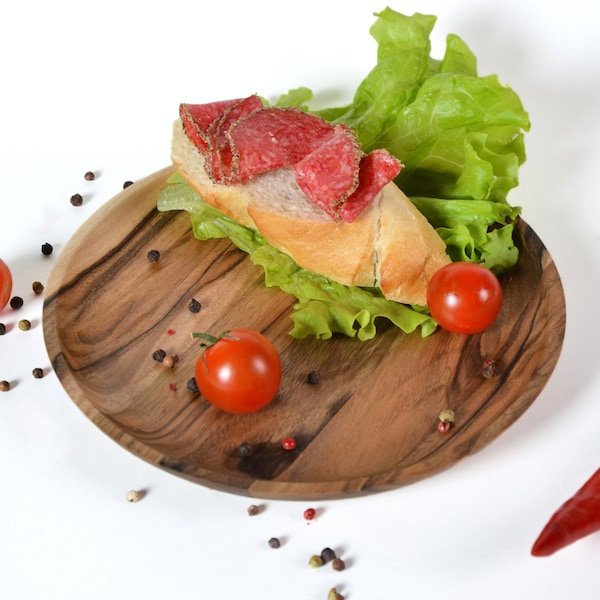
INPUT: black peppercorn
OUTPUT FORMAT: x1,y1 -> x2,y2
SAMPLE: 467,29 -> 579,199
237,442 -> 254,457
188,298 -> 201,313
268,537 -> 281,549
0,323 -> 6,335
147,249 -> 160,262
247,504 -> 260,516
152,349 -> 166,362
307,370 -> 320,384
41,242 -> 53,256
32,281 -> 44,295
32,368 -> 44,379
70,193 -> 83,207
187,377 -> 199,393
123,180 -> 134,189
84,171 -> 95,181
321,547 -> 336,563
9,296 -> 23,310
0,380 -> 10,392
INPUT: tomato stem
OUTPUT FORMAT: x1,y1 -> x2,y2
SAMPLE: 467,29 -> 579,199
191,331 -> 242,347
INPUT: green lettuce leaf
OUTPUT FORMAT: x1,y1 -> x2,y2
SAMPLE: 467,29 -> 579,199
159,8 -> 530,340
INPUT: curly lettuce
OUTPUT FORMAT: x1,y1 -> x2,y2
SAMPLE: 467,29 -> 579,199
158,8 -> 530,340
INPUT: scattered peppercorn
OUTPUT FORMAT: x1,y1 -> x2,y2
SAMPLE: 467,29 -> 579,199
268,537 -> 281,549
10,296 -> 23,310
0,380 -> 10,392
32,281 -> 44,295
309,555 -> 324,568
437,409 -> 455,433
123,180 -> 134,189
482,359 -> 497,379
321,547 -> 336,563
304,508 -> 316,520
247,504 -> 260,516
18,319 -> 31,331
237,442 -> 254,457
152,349 -> 166,362
125,489 -> 141,502
84,171 -> 96,181
0,323 -> 6,335
162,355 -> 176,368
332,558 -> 346,571
328,589 -> 344,600
147,249 -> 160,262
32,368 -> 44,379
41,242 -> 53,255
307,370 -> 320,384
70,193 -> 83,207
188,298 -> 202,313
187,377 -> 199,393
282,437 -> 297,451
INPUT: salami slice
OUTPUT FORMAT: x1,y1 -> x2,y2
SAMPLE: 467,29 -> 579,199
180,99 -> 243,151
293,125 -> 362,219
206,95 -> 264,181
226,107 -> 335,183
338,150 -> 403,223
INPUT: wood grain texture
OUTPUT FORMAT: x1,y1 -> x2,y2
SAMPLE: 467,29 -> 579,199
42,166 -> 566,499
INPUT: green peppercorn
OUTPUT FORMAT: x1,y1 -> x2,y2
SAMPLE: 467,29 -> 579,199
309,555 -> 324,568
18,319 -> 31,331
328,588 -> 344,600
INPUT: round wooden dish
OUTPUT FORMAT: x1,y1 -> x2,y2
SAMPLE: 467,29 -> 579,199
43,166 -> 566,500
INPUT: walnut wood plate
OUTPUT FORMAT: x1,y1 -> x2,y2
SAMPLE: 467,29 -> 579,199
43,166 -> 566,500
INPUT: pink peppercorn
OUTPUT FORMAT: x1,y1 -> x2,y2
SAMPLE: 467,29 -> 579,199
282,437 -> 297,451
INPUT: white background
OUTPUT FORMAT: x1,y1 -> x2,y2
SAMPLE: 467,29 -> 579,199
1,1 -> 599,598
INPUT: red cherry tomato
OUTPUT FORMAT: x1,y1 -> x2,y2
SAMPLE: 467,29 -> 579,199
194,329 -> 282,414
427,262 -> 502,334
0,259 -> 13,312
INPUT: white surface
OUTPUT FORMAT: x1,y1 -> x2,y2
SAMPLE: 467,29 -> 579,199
1,1 -> 599,598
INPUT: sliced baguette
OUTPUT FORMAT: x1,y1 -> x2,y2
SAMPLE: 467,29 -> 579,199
171,119 -> 450,306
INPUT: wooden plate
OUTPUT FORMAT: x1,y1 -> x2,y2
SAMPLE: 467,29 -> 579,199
43,166 -> 566,500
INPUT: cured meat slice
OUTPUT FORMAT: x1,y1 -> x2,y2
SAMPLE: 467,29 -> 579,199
338,150 -> 403,223
226,107 -> 335,183
206,95 -> 264,181
180,99 -> 242,151
293,125 -> 362,219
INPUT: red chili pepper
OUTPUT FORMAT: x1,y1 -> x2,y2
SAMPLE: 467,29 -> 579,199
531,468 -> 600,557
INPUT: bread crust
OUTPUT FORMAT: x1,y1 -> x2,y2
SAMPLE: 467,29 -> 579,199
171,119 -> 450,306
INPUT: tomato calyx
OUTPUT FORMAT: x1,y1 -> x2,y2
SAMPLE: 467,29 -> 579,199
191,331 -> 242,347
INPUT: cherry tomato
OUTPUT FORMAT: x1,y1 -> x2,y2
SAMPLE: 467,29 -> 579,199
426,262 -> 502,334
194,328 -> 282,414
0,259 -> 12,312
